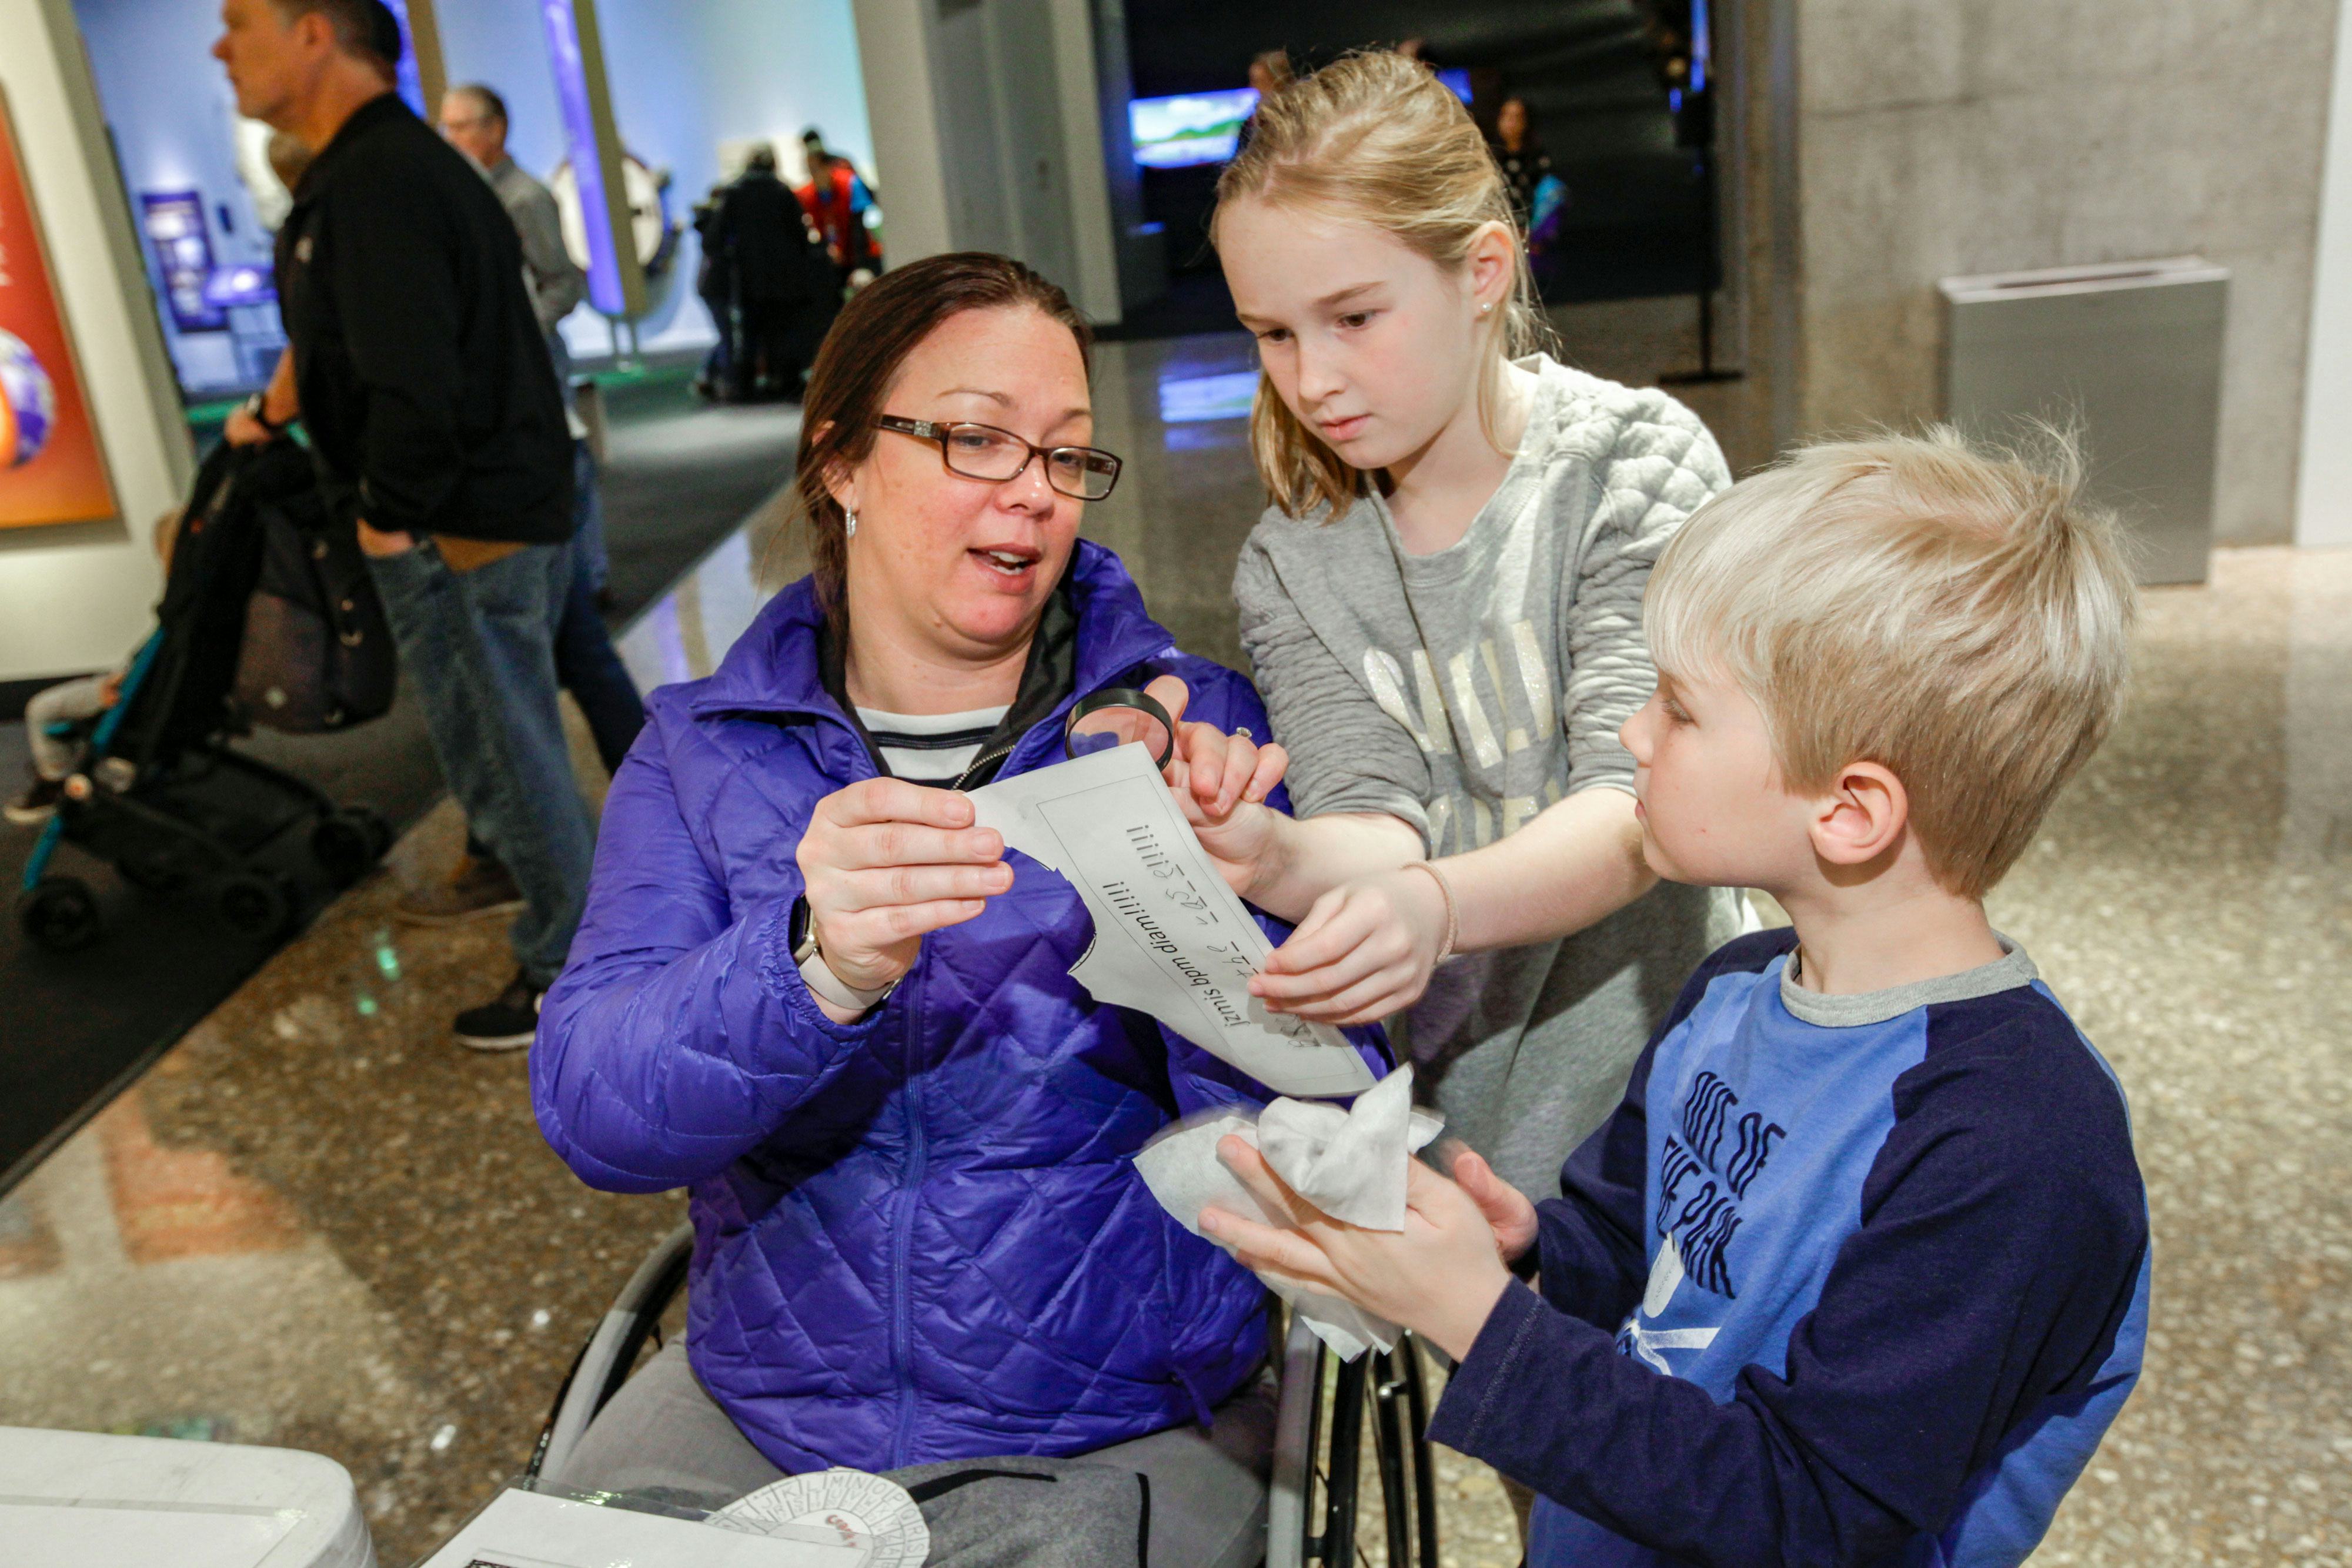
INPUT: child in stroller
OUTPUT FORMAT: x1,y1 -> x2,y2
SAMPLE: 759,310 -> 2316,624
13,436 -> 396,952
7,509 -> 179,827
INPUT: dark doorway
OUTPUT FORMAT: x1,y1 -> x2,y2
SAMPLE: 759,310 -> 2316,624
1110,0 -> 1717,340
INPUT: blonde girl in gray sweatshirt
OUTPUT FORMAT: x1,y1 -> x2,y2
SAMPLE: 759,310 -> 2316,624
1171,52 -> 1739,1203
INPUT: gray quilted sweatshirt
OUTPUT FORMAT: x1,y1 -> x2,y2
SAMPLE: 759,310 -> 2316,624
1235,357 -> 1741,1200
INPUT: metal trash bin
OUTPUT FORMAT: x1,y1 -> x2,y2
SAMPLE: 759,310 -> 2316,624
1940,256 -> 2228,584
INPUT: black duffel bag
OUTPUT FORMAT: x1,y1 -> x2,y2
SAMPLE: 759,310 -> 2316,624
227,438 -> 397,733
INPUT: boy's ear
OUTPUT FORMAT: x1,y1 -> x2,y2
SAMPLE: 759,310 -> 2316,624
1808,760 -> 1909,874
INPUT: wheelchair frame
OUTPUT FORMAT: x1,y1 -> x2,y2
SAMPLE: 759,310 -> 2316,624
526,1221 -> 1443,1567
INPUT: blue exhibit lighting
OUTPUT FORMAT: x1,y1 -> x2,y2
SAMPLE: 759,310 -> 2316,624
1132,72 -> 1475,171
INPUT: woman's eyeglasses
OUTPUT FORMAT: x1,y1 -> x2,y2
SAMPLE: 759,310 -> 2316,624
875,416 -> 1122,502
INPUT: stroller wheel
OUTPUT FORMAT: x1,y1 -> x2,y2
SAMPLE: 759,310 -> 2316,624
18,877 -> 103,952
312,810 -> 387,889
219,872 -> 296,938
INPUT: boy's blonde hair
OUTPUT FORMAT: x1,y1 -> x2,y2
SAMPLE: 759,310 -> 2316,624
1645,427 -> 2137,898
1214,51 -> 1549,520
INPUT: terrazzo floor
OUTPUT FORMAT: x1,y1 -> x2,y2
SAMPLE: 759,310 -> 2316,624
0,314 -> 2343,1565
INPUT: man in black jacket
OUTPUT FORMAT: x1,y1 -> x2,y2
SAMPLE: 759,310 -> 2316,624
711,146 -> 826,401
215,0 -> 595,1048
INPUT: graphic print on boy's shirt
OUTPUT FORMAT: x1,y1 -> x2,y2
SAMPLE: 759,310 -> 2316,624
1611,955 -> 1945,1402
1619,1066 -> 1785,1373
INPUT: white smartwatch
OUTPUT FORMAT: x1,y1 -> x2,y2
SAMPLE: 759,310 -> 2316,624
790,895 -> 898,1014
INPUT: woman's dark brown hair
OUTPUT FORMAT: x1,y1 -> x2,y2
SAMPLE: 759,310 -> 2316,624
795,252 -> 1094,616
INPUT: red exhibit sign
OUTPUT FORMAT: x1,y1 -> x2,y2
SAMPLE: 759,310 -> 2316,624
0,85 -> 116,530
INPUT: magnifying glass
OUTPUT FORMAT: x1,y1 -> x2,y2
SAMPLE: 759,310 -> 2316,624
1063,686 -> 1177,771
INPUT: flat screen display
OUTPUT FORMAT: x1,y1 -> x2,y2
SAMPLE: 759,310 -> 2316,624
1129,71 -> 1474,171
1131,88 -> 1258,170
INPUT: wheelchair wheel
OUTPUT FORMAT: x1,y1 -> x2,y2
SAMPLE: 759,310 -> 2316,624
18,875 -> 102,952
310,808 -> 388,889
219,872 -> 296,938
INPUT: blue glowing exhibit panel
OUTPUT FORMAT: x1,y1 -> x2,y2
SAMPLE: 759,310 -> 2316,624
1130,72 -> 1472,170
1130,88 -> 1258,169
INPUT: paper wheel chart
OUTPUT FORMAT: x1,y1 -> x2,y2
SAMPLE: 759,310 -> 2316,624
713,1467 -> 930,1567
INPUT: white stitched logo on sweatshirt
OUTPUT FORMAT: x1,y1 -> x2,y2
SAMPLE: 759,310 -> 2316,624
1361,619 -> 1566,851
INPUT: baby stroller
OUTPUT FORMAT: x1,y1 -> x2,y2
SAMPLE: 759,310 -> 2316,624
15,437 -> 397,952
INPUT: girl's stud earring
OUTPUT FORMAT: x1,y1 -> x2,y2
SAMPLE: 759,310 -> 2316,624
845,509 -> 859,539
1479,302 -> 1493,316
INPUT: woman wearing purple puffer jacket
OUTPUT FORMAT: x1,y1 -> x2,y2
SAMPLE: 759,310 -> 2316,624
532,253 -> 1380,1566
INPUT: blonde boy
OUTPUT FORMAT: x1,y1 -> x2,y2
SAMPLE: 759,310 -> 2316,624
1202,429 -> 2152,1568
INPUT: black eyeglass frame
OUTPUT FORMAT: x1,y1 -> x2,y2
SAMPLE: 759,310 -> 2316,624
874,416 -> 1123,501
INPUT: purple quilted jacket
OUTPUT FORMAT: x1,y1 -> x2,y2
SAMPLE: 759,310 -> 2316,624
534,541 -> 1382,1473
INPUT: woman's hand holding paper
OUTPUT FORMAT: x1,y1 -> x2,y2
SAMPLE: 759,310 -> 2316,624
795,777 -> 1013,997
1200,1137 -> 1525,1362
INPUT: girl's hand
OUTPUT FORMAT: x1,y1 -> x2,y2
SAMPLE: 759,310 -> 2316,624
1201,1135 -> 1515,1362
794,778 -> 1011,994
1140,674 -> 1290,899
1248,866 -> 1449,1024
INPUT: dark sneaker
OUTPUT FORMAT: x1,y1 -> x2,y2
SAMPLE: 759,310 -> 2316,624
5,775 -> 64,827
453,970 -> 546,1051
393,854 -> 524,927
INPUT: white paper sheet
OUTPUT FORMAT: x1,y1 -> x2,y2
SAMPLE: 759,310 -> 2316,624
1133,1066 -> 1442,1360
968,742 -> 1375,1098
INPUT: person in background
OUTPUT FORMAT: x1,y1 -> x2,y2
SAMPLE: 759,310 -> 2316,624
5,510 -> 183,826
214,0 -> 593,1049
410,81 -> 644,930
1237,48 -> 1294,154
1490,96 -> 1554,233
437,82 -> 607,594
796,128 -> 880,290
713,145 -> 825,401
689,180 -> 736,400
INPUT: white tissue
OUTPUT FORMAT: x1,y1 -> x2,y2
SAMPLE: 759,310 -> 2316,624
1133,1066 -> 1441,1360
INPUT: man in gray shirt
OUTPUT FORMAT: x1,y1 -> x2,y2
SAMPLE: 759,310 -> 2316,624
406,83 -> 643,931
439,83 -> 599,585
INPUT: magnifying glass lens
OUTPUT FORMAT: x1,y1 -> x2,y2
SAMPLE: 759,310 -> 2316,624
1067,704 -> 1172,765
1062,686 -> 1179,771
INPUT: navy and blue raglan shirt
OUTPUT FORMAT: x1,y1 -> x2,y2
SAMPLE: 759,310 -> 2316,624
1428,928 -> 2151,1567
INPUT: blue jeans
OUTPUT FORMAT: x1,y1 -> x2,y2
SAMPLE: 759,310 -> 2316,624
366,538 -> 594,986
572,439 -> 609,592
556,535 -> 644,775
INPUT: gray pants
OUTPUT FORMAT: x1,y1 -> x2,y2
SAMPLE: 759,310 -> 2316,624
555,1343 -> 1275,1568
25,673 -> 114,782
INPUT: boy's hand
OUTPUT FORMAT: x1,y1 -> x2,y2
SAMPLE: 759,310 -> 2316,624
1142,675 -> 1290,900
1200,1134 -> 1515,1362
1446,1144 -> 1539,1263
1247,867 -> 1448,1024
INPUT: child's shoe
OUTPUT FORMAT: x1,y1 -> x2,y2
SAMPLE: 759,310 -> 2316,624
5,774 -> 64,826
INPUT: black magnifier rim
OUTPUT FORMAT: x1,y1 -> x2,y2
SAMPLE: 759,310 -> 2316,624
1063,686 -> 1177,771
